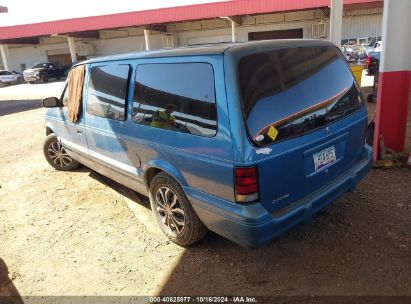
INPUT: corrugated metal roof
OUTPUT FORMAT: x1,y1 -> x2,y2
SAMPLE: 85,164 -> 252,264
0,0 -> 383,40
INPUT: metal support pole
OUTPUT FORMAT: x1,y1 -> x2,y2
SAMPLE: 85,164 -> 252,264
231,20 -> 236,42
67,36 -> 77,63
144,29 -> 151,51
0,44 -> 10,70
329,0 -> 343,48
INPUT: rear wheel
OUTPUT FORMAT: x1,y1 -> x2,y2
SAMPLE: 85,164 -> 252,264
43,134 -> 79,171
42,74 -> 48,83
149,172 -> 208,246
17,77 -> 24,84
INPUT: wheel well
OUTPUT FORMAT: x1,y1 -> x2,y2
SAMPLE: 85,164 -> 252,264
145,167 -> 162,188
45,127 -> 53,135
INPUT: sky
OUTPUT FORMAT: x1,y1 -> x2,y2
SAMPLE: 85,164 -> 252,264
0,0 -> 227,26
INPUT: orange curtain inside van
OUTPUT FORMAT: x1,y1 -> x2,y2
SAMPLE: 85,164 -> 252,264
67,65 -> 85,122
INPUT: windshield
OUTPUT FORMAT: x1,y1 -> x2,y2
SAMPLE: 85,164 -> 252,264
33,63 -> 48,68
238,46 -> 364,146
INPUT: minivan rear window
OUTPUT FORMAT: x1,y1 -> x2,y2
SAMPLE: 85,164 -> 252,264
238,46 -> 364,146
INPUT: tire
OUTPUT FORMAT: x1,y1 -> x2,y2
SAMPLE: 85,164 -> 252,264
43,134 -> 79,171
149,172 -> 208,246
42,74 -> 48,83
17,77 -> 24,84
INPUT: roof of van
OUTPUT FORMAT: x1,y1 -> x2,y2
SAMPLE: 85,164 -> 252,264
81,39 -> 336,65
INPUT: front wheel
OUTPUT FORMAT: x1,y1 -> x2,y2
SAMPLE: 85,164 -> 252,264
43,134 -> 79,171
150,172 -> 208,246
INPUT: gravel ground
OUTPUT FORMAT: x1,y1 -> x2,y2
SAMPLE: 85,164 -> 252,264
0,104 -> 410,298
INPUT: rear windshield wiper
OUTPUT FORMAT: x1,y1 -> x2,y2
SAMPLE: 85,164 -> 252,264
325,107 -> 358,121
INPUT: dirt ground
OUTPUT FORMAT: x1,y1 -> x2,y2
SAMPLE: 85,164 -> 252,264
0,81 -> 64,101
0,102 -> 410,298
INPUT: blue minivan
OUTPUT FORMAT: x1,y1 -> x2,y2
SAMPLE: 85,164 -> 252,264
42,40 -> 372,247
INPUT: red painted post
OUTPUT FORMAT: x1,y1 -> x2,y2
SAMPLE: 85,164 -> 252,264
372,0 -> 411,160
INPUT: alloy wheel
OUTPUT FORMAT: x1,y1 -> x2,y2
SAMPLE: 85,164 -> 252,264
47,141 -> 72,168
155,186 -> 186,236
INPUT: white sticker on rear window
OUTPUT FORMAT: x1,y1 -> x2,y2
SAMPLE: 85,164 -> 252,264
255,135 -> 264,142
256,148 -> 272,155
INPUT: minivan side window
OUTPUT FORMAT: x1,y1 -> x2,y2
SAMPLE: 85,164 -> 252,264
132,63 -> 217,137
86,65 -> 130,121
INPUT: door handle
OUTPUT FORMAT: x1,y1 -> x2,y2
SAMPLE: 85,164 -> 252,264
76,130 -> 83,135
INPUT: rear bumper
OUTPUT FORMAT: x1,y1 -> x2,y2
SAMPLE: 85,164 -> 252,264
187,145 -> 372,247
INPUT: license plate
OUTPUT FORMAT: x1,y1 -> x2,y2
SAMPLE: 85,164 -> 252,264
313,146 -> 336,171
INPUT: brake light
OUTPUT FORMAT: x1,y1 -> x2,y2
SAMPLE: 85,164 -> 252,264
366,55 -> 371,66
234,166 -> 259,203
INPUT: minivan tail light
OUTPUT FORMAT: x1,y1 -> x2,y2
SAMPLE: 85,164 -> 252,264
235,166 -> 259,203
366,55 -> 371,66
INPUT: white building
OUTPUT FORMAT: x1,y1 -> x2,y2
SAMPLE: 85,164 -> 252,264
0,0 -> 383,72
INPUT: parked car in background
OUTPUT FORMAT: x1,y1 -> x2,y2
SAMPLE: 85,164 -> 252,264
373,41 -> 382,52
11,70 -> 23,76
365,40 -> 382,54
63,62 -> 78,78
0,70 -> 24,86
23,62 -> 65,84
341,44 -> 367,64
41,40 -> 372,247
366,51 -> 380,75
365,41 -> 375,54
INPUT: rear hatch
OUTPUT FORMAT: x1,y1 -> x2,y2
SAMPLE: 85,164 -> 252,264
237,45 -> 367,213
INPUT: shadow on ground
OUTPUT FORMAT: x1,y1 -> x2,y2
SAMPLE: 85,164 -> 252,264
84,166 -> 151,210
0,100 -> 42,116
0,258 -> 23,304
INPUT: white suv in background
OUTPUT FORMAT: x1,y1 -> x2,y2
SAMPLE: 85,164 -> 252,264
0,70 -> 24,86
373,41 -> 382,52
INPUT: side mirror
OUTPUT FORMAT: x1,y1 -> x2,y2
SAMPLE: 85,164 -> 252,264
42,97 -> 59,108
